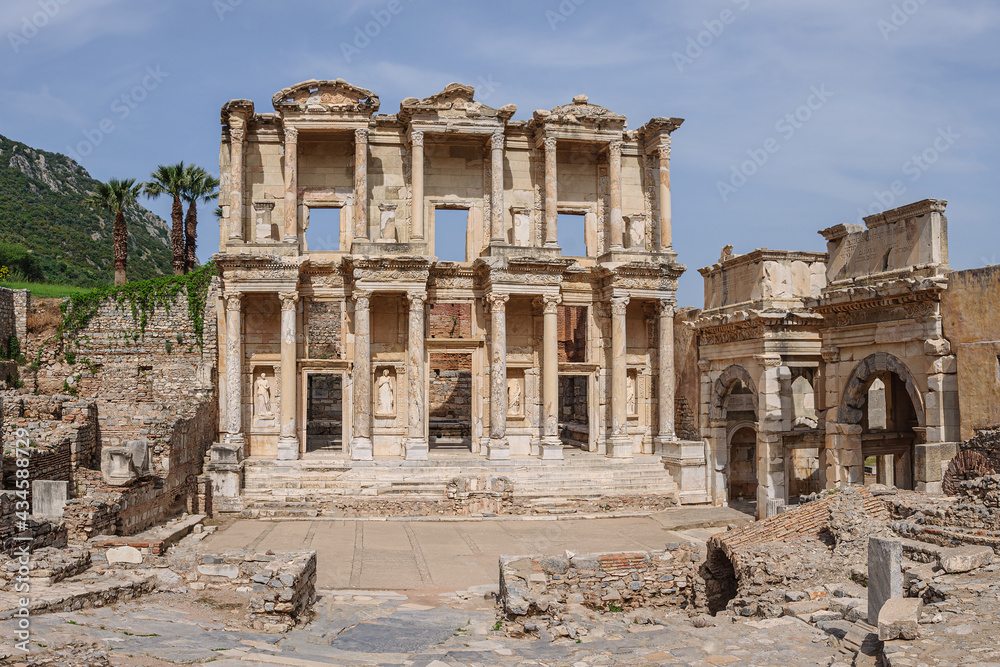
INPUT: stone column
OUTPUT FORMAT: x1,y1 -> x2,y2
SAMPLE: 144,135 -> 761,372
755,354 -> 786,518
353,128 -> 369,244
410,131 -> 424,240
276,292 -> 300,461
543,137 -> 558,246
655,300 -> 676,448
282,127 -> 299,243
608,140 -> 624,250
540,293 -> 563,460
490,131 -> 506,244
405,290 -> 428,460
608,296 -> 632,458
350,290 -> 373,461
487,292 -> 510,460
227,119 -> 245,241
223,292 -> 244,447
657,140 -> 672,251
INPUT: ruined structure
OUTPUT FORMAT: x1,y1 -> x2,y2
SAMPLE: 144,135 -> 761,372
694,199 -> 1000,516
210,79 -> 705,508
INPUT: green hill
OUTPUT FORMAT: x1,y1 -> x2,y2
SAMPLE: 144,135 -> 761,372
0,133 -> 173,286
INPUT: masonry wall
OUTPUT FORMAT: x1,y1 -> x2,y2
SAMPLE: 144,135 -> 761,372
942,265 -> 1000,439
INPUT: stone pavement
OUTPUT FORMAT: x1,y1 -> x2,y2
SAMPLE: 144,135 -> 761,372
199,506 -> 751,593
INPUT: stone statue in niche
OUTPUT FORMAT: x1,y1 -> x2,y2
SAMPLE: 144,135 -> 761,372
628,217 -> 643,249
626,374 -> 636,415
255,372 -> 273,417
376,369 -> 395,415
507,378 -> 522,416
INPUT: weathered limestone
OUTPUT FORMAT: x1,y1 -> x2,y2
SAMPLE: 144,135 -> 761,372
354,128 -> 369,243
938,545 -> 994,573
409,130 -> 424,240
877,597 -> 922,641
228,118 -> 245,241
608,141 -> 624,249
490,131 -> 505,244
31,481 -> 69,520
540,294 -> 563,460
282,127 -> 298,243
276,292 -> 299,460
223,292 -> 244,447
351,290 -> 373,461
657,141 -> 672,250
655,300 -> 676,448
608,296 -> 631,458
405,290 -> 428,460
868,536 -> 903,625
543,136 -> 558,247
487,292 -> 510,460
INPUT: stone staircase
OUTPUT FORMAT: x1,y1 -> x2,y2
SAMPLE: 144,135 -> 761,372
240,454 -> 680,516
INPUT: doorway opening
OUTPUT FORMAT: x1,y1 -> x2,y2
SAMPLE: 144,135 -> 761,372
428,353 -> 473,452
433,208 -> 469,262
861,371 -> 917,489
558,375 -> 589,450
305,206 -> 341,252
306,374 -> 342,453
728,426 -> 758,509
557,212 -> 587,257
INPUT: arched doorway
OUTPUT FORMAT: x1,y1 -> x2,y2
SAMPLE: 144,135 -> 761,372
710,365 -> 759,512
728,425 -> 758,503
840,353 -> 924,491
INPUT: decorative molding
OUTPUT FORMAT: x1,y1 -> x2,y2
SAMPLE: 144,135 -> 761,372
224,292 -> 243,312
486,292 -> 510,312
610,296 -> 629,316
355,127 -> 369,143
410,130 -> 424,147
279,291 -> 299,310
490,132 -> 505,151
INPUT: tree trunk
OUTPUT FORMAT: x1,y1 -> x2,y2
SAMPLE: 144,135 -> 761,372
185,200 -> 198,272
171,195 -> 185,275
113,210 -> 128,286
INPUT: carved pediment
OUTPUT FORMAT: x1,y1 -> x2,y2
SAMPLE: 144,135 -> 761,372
532,94 -> 627,132
399,83 -> 516,122
272,79 -> 380,115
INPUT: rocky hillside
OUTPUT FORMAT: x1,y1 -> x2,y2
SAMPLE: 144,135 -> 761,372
0,133 -> 173,285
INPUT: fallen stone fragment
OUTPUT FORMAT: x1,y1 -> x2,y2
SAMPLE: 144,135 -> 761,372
938,546 -> 995,574
878,597 -> 923,641
106,546 -> 143,565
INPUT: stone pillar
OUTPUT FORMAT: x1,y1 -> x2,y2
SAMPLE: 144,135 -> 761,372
353,128 -> 369,244
276,292 -> 300,461
228,119 -> 245,241
223,292 -> 244,447
410,131 -> 424,240
405,290 -> 428,460
350,290 -> 373,461
608,140 -> 624,250
490,131 -> 506,244
608,296 -> 632,458
657,140 -> 672,250
543,137 -> 558,246
655,300 -> 676,448
756,354 -> 786,518
282,127 -> 299,243
487,292 -> 510,460
540,293 -> 563,460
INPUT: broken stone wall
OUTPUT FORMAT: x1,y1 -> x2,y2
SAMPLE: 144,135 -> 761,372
0,492 -> 67,555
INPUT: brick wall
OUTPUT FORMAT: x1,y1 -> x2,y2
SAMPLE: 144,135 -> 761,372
429,303 -> 472,339
558,305 -> 586,362
429,353 -> 472,424
305,299 -> 342,358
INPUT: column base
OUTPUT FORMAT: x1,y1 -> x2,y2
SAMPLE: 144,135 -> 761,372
350,437 -> 373,461
487,437 -> 510,461
654,434 -> 677,456
607,435 -> 633,459
404,438 -> 429,461
539,437 -> 564,461
223,433 -> 245,447
276,437 -> 300,461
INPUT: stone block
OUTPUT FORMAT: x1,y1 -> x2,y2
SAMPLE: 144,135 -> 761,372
938,546 -> 995,573
31,480 -> 69,519
877,598 -> 922,641
845,602 -> 869,623
765,498 -> 785,518
913,444 -> 942,484
106,546 -> 143,565
782,600 -> 828,617
868,537 -> 903,625
198,564 -> 240,579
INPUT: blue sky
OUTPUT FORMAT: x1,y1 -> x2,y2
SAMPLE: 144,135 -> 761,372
2,0 -> 997,304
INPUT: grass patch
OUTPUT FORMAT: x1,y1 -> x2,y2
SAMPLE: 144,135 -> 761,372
4,281 -> 96,298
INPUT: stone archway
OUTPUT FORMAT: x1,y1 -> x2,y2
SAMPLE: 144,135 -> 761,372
710,364 -> 758,420
838,353 -> 925,427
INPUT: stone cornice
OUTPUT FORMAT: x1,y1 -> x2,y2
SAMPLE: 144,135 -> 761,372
698,248 -> 828,277
808,276 -> 948,313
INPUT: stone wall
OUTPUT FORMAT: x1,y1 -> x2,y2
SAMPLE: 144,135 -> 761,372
0,287 -> 15,348
192,551 -> 317,633
428,303 -> 472,339
12,289 -> 29,343
429,353 -> 472,425
499,545 -> 702,625
304,299 -> 341,358
0,492 -> 67,555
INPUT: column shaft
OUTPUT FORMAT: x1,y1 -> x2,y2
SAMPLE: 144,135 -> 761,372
490,132 -> 505,243
351,291 -> 373,460
544,137 -> 558,246
405,291 -> 428,460
540,294 -> 563,459
487,292 -> 510,460
277,292 -> 300,460
224,293 -> 244,446
608,296 -> 631,458
656,301 -> 676,443
658,141 -> 672,250
353,128 -> 369,243
228,122 -> 245,241
410,131 -> 424,240
283,127 -> 298,243
609,141 -> 624,249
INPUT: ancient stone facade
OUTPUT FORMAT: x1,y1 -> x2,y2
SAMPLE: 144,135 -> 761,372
211,79 -> 696,505
693,199 -> 989,516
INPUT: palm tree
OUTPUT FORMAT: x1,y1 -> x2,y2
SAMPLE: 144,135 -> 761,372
144,162 -> 187,275
182,165 -> 220,272
84,178 -> 142,286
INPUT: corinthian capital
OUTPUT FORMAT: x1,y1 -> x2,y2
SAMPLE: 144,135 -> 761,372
353,289 -> 372,309
224,292 -> 243,312
279,291 -> 299,311
657,299 -> 675,318
410,130 -> 424,147
355,127 -> 369,143
610,296 -> 630,316
541,293 -> 562,314
486,292 -> 510,312
609,140 -> 623,158
490,131 -> 505,151
543,136 -> 557,152
284,127 -> 298,143
407,290 -> 427,309
657,141 -> 671,162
